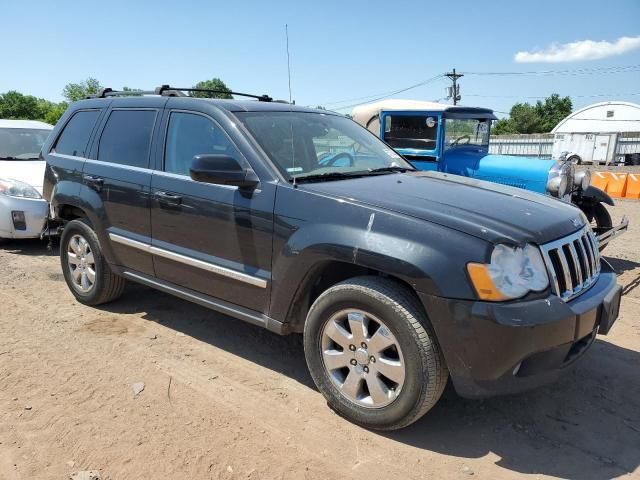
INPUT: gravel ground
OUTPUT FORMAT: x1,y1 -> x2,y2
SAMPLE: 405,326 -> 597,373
0,201 -> 639,480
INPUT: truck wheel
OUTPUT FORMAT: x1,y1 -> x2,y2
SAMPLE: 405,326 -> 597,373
568,155 -> 581,165
303,276 -> 448,430
587,203 -> 612,252
60,218 -> 126,305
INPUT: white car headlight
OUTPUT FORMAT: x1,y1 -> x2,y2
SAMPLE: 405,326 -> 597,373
467,244 -> 549,301
0,178 -> 42,199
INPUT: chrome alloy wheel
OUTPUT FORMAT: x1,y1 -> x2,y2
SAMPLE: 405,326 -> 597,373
320,309 -> 406,408
67,234 -> 96,293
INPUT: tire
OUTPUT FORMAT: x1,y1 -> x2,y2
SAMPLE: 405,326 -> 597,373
303,276 -> 448,431
586,203 -> 612,252
568,155 -> 581,165
60,218 -> 126,305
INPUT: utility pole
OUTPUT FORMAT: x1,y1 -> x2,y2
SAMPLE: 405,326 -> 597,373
445,68 -> 463,105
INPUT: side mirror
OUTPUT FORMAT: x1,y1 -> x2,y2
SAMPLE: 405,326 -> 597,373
189,154 -> 259,189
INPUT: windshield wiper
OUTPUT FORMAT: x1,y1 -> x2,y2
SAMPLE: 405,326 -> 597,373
367,166 -> 412,174
291,172 -> 365,183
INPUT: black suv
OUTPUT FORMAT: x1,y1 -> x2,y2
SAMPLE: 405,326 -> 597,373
43,87 -> 622,430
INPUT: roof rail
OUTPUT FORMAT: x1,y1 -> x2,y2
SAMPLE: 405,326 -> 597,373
85,86 -> 273,102
156,85 -> 272,102
85,88 -> 158,99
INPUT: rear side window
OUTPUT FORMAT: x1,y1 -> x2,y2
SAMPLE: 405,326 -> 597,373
164,112 -> 240,176
53,110 -> 101,157
98,110 -> 156,168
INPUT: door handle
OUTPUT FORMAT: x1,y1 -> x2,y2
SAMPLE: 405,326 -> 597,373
155,191 -> 183,206
83,174 -> 104,192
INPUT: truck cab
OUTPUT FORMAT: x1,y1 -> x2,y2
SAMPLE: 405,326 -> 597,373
352,99 -> 627,248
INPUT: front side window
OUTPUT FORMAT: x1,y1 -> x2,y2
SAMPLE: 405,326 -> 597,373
0,128 -> 51,160
53,110 -> 101,158
444,117 -> 490,150
98,110 -> 156,168
383,115 -> 438,150
164,112 -> 240,176
236,112 -> 413,181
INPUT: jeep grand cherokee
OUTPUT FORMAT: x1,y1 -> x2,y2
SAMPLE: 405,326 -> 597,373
42,87 -> 622,430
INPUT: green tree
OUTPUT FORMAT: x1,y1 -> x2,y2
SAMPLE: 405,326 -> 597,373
62,77 -> 103,102
190,78 -> 232,99
43,102 -> 68,124
0,91 -> 41,119
535,94 -> 572,133
492,94 -> 572,135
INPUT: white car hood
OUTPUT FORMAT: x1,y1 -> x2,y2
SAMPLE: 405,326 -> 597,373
0,160 -> 46,194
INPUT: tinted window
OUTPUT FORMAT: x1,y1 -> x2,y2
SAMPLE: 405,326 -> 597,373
164,112 -> 240,176
53,110 -> 100,157
98,110 -> 156,168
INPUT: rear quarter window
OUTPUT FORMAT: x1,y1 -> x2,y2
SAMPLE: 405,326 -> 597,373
53,110 -> 101,157
97,110 -> 157,168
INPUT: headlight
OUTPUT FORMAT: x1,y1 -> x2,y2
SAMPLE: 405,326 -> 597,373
547,161 -> 575,198
467,244 -> 549,301
574,170 -> 591,190
0,178 -> 42,199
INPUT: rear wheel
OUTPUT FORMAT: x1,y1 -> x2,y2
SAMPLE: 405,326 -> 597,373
303,276 -> 448,430
60,219 -> 126,305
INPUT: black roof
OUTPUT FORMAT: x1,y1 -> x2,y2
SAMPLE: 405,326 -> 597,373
72,95 -> 338,115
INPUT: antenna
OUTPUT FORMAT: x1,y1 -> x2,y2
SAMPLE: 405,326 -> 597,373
285,24 -> 293,104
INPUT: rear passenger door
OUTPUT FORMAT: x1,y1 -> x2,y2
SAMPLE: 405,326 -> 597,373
84,103 -> 163,276
150,109 -> 274,313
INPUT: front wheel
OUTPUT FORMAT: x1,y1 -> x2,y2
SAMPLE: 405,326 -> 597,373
303,277 -> 448,431
585,203 -> 612,252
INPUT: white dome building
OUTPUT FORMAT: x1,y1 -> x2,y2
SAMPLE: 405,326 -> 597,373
551,102 -> 640,165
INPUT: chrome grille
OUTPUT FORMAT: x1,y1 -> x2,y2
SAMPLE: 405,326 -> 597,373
539,227 -> 600,301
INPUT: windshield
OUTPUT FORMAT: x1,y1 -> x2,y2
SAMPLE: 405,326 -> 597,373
383,114 -> 438,150
444,118 -> 490,150
236,112 -> 413,181
0,128 -> 51,160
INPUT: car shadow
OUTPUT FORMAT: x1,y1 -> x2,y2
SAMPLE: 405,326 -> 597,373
99,283 -> 315,389
605,256 -> 640,274
605,256 -> 640,295
101,284 -> 639,480
0,238 -> 59,256
382,338 -> 640,479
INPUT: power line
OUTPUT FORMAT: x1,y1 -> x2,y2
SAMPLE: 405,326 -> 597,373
465,92 -> 640,99
324,74 -> 446,110
462,64 -> 640,77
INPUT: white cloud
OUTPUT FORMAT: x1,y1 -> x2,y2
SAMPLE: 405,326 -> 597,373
515,36 -> 640,63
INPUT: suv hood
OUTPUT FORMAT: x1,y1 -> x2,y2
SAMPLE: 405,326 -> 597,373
302,171 -> 585,245
0,160 -> 46,194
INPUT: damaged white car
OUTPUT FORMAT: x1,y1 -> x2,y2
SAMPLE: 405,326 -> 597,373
0,119 -> 53,241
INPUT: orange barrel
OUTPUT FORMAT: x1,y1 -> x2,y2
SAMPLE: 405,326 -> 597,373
591,171 -> 610,191
624,173 -> 640,199
606,172 -> 628,198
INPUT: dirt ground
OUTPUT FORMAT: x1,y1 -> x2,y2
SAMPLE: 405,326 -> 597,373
0,203 -> 639,480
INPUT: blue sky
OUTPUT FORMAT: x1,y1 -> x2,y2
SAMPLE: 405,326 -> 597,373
3,0 -> 639,117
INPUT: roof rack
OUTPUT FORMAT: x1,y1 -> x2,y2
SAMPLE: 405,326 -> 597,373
86,85 -> 273,102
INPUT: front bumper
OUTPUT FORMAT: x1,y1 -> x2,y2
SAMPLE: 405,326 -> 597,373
419,262 -> 621,398
0,195 -> 48,240
597,215 -> 629,248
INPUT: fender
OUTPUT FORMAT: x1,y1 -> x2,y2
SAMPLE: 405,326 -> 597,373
576,186 -> 614,207
50,181 -> 119,266
268,188 -> 489,324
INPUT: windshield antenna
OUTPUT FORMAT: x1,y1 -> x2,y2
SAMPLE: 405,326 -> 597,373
285,24 -> 293,104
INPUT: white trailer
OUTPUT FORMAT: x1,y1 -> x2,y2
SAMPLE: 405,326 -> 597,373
551,101 -> 640,165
